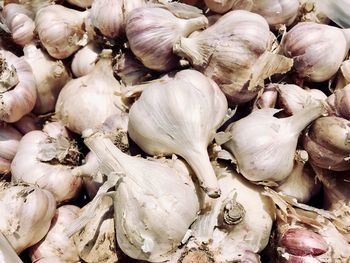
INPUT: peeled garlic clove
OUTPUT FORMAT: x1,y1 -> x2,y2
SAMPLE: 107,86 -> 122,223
0,123 -> 22,174
174,10 -> 293,105
36,5 -> 89,59
66,0 -> 93,8
23,44 -> 70,114
128,69 -> 227,197
303,116 -> 350,171
71,42 -> 100,78
55,50 -> 127,135
0,182 -> 56,253
224,103 -> 324,182
126,6 -> 208,72
281,22 -> 350,82
0,50 -> 37,123
11,128 -> 82,203
29,205 -> 80,262
204,0 -> 253,14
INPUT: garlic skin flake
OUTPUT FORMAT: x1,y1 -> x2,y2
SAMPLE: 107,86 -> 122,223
128,69 -> 228,198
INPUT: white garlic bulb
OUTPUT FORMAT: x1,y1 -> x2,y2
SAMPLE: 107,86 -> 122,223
0,182 -> 56,253
23,44 -> 71,114
71,42 -> 100,77
128,69 -> 227,197
55,50 -> 127,134
36,4 -> 89,59
0,124 -> 22,174
126,6 -> 208,72
174,10 -> 293,105
66,0 -> 93,8
204,0 -> 253,14
224,103 -> 325,182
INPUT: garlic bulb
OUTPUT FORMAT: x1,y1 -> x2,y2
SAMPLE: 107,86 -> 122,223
0,123 -> 22,174
13,113 -> 41,134
71,42 -> 100,78
0,232 -> 23,263
2,3 -> 35,46
66,0 -> 93,8
34,257 -> 66,263
313,0 -> 350,28
281,22 -> 350,82
23,44 -> 70,114
55,50 -> 127,134
303,116 -> 350,171
128,69 -> 227,197
29,205 -> 80,262
0,50 -> 37,123
0,182 -> 56,253
126,6 -> 208,72
340,59 -> 350,83
331,84 -> 350,120
174,10 -> 293,104
36,4 -> 89,59
11,126 -> 82,203
223,103 -> 324,182
204,0 -> 253,14
83,132 -> 200,262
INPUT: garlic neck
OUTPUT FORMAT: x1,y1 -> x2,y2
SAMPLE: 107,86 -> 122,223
181,16 -> 208,37
174,37 -> 206,68
91,52 -> 114,78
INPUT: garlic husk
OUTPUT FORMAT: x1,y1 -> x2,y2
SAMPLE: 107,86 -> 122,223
297,0 -> 330,24
281,22 -> 350,82
23,44 -> 71,114
204,0 -> 253,14
55,50 -> 127,135
66,0 -> 93,8
174,10 -> 293,105
0,232 -> 23,263
275,150 -> 320,203
29,205 -> 80,262
71,42 -> 100,78
13,113 -> 41,134
128,69 -> 228,198
224,103 -> 325,182
126,6 -> 208,72
0,123 -> 22,174
2,3 -> 35,46
11,128 -> 82,203
36,5 -> 89,59
83,132 -> 200,262
0,182 -> 56,253
277,84 -> 327,115
303,116 -> 350,171
0,50 -> 37,123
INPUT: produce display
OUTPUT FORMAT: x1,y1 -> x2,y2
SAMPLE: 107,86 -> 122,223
1,0 -> 350,262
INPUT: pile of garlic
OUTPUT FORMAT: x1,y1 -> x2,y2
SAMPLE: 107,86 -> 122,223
1,0 -> 350,263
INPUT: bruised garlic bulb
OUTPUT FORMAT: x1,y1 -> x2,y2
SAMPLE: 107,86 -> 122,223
224,103 -> 325,182
0,182 -> 56,253
281,22 -> 350,82
174,10 -> 293,104
0,50 -> 37,123
126,6 -> 208,72
128,69 -> 227,197
23,44 -> 70,114
29,205 -> 80,262
2,3 -> 35,46
11,124 -> 82,203
71,42 -> 100,77
56,50 -> 126,134
66,0 -> 93,8
36,5 -> 89,59
204,0 -> 253,14
0,124 -> 22,174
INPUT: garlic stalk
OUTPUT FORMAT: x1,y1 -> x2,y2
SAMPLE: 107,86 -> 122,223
81,132 -> 200,262
223,102 -> 325,182
29,205 -> 80,262
174,10 -> 293,105
281,22 -> 350,82
11,124 -> 82,203
66,0 -> 93,8
126,6 -> 208,72
0,182 -> 56,254
128,69 -> 228,197
55,50 -> 127,135
23,44 -> 70,114
204,0 -> 253,14
0,123 -> 22,174
35,4 -> 89,59
303,116 -> 350,171
0,50 -> 37,123
71,42 -> 100,78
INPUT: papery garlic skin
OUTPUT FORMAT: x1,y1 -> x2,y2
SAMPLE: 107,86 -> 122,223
36,5 -> 89,59
23,44 -> 70,114
11,129 -> 82,203
0,50 -> 37,123
71,42 -> 100,77
0,183 -> 56,253
3,3 -> 35,46
128,69 -> 227,197
281,22 -> 350,82
29,205 -> 80,262
126,6 -> 208,72
0,124 -> 22,174
66,0 -> 93,8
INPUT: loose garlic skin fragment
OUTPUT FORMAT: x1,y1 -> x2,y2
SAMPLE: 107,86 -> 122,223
0,183 -> 56,254
71,42 -> 100,77
128,69 -> 227,198
0,124 -> 22,174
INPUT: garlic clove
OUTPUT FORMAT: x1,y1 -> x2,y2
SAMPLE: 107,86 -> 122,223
71,42 -> 100,78
254,83 -> 278,110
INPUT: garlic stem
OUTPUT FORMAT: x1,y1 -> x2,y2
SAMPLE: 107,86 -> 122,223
174,37 -> 205,68
181,16 -> 208,37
